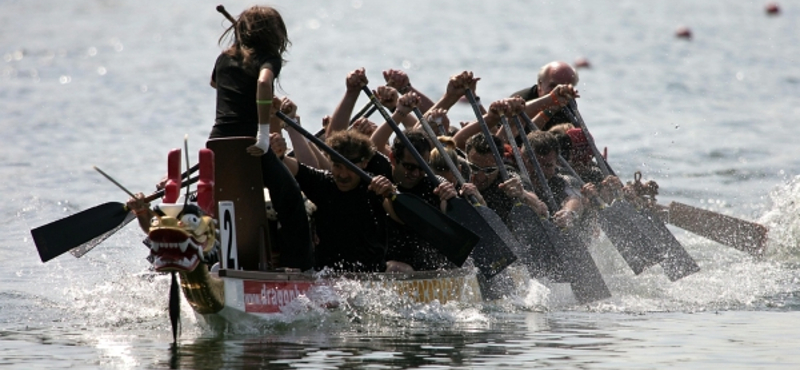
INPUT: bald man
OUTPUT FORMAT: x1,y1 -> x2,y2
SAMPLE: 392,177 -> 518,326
510,61 -> 579,131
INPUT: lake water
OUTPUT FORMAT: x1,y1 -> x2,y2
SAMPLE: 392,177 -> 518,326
3,0 -> 800,368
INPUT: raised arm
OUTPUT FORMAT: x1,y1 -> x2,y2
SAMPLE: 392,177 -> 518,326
370,91 -> 419,157
429,71 -> 483,114
383,69 -> 436,115
312,116 -> 333,171
524,84 -> 579,130
453,98 -> 508,150
279,98 -> 320,169
328,67 -> 368,136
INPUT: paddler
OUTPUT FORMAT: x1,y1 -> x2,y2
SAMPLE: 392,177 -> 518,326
208,5 -> 314,271
279,123 -> 397,273
510,61 -> 580,131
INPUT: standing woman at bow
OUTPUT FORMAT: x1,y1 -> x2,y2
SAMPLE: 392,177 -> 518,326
209,5 -> 314,271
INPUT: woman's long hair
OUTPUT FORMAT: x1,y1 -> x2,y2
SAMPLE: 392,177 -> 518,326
219,5 -> 291,74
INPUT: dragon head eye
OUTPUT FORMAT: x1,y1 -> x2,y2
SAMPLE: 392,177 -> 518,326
180,213 -> 201,229
150,217 -> 160,227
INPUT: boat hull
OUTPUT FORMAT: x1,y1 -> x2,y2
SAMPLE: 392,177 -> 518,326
182,266 -> 483,325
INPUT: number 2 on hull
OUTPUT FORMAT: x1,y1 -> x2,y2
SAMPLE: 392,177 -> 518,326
219,201 -> 239,270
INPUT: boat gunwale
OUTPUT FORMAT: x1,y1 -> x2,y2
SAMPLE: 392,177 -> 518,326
217,267 -> 476,282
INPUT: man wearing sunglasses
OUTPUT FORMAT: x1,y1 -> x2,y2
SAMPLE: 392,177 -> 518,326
465,133 -> 549,226
384,129 -> 459,272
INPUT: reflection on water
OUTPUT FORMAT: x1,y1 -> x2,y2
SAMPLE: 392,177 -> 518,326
158,311 -> 800,369
162,315 -> 540,369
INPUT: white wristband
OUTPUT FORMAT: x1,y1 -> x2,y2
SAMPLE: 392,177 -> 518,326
254,123 -> 270,153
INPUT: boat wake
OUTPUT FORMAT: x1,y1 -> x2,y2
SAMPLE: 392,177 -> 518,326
761,175 -> 800,262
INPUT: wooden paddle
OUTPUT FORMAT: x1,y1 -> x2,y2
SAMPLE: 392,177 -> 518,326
561,103 -> 699,280
32,169 -> 199,263
276,110 -> 481,267
655,201 -> 767,256
501,114 -> 612,302
465,90 -> 610,303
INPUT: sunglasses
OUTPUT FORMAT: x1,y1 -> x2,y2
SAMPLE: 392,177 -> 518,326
400,162 -> 423,173
468,162 -> 498,175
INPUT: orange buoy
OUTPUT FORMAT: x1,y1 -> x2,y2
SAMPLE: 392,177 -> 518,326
574,57 -> 591,69
765,2 -> 780,15
675,26 -> 692,40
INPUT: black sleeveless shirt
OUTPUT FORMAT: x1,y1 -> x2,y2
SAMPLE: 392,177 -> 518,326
210,53 -> 282,138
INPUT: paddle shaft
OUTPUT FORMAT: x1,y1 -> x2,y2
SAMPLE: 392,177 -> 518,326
351,101 -> 376,124
93,166 -> 137,198
277,112 -> 373,182
465,89 -> 511,181
216,5 -> 236,23
499,117 -> 534,189
519,111 -> 610,209
286,103 -> 377,158
93,162 -> 198,199
413,109 -> 468,187
563,102 -> 615,177
515,117 -> 561,205
361,87 -> 441,184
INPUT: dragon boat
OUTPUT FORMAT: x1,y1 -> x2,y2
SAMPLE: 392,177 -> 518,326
149,137 -> 482,330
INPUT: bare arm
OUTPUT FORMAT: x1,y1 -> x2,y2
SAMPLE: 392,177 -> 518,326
328,68 -> 368,136
309,141 -> 330,171
256,68 -> 279,131
281,154 -> 300,176
371,92 -> 419,157
384,69 -> 435,114
126,192 -> 154,234
275,97 -> 319,168
285,118 -> 319,169
246,68 -> 281,156
429,71 -> 480,113
453,99 -> 505,150
523,84 -> 579,129
552,193 -> 584,228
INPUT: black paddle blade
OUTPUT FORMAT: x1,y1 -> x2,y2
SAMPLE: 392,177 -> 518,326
637,207 -> 700,281
507,207 -> 565,281
446,198 -> 518,279
32,202 -> 129,263
69,212 -> 137,258
508,204 -> 611,304
391,193 -> 480,267
541,221 -> 612,304
596,200 -> 665,274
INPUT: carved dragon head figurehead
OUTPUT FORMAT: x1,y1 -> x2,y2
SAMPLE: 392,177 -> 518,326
147,202 -> 217,272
